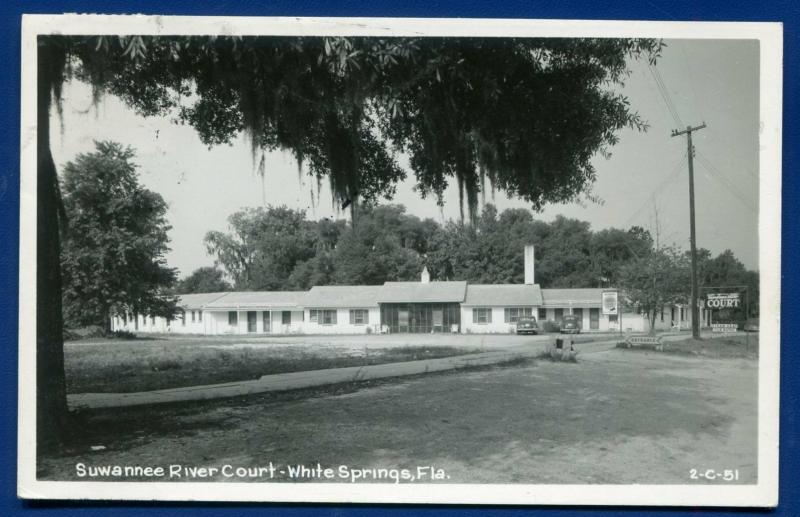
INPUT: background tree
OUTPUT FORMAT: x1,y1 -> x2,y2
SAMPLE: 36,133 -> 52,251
204,206 -> 317,290
618,246 -> 691,333
37,34 -> 661,448
60,141 -> 178,333
697,248 -> 759,318
588,226 -> 654,287
331,205 -> 433,285
175,267 -> 232,294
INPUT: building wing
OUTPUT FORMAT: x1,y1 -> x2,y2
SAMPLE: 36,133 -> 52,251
202,291 -> 308,310
540,288 -> 605,307
378,281 -> 468,303
307,285 -> 382,308
176,292 -> 231,309
463,284 -> 544,306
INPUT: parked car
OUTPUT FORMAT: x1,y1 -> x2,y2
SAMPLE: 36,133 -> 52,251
744,318 -> 759,332
560,314 -> 581,334
515,317 -> 539,335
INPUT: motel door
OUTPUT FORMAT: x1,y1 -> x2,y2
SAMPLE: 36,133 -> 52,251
573,308 -> 583,329
589,308 -> 600,330
247,311 -> 257,333
263,311 -> 270,333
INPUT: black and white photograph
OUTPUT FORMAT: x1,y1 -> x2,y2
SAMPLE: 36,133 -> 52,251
18,15 -> 781,506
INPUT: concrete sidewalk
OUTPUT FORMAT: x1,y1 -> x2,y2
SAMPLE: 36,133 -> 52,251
66,331 -> 740,410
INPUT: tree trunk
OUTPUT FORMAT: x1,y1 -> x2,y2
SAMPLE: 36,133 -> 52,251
103,306 -> 112,335
36,42 -> 70,455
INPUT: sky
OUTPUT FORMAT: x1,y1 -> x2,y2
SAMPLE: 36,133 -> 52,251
49,38 -> 760,276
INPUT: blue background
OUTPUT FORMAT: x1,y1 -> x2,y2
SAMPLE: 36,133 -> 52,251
0,0 -> 795,515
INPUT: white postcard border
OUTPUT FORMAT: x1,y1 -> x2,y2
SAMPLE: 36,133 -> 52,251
18,14 -> 782,507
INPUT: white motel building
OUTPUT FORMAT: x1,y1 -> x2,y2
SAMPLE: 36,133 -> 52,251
112,245 -> 708,336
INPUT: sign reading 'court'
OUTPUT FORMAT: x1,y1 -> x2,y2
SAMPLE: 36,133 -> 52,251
705,293 -> 741,309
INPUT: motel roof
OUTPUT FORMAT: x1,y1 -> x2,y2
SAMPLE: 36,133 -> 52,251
202,291 -> 308,309
463,284 -> 543,306
176,292 -> 230,309
307,285 -> 383,308
377,281 -> 468,304
174,285 -> 614,310
540,288 -> 606,307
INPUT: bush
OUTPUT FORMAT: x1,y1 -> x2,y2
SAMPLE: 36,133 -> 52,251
63,328 -> 81,342
112,330 -> 137,340
538,346 -> 578,362
541,320 -> 561,333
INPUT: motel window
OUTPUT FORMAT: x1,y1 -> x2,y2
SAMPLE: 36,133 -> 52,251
319,310 -> 337,325
349,309 -> 369,325
538,308 -> 547,321
191,310 -> 196,323
310,309 -> 326,323
504,307 -> 533,323
150,315 -> 156,326
228,311 -> 238,326
198,310 -> 203,322
473,308 -> 492,324
282,311 -> 292,325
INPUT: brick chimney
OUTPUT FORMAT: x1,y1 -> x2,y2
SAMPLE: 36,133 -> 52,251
524,245 -> 535,285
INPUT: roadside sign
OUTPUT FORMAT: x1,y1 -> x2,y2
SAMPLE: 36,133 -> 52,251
601,290 -> 618,315
704,293 -> 741,309
711,323 -> 738,333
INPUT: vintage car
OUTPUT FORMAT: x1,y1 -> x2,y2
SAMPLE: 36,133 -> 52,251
560,314 -> 581,334
515,316 -> 539,335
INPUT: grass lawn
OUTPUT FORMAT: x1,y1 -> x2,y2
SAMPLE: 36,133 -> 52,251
41,342 -> 757,484
64,338 -> 481,394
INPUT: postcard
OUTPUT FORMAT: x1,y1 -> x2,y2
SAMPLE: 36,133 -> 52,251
18,14 -> 781,506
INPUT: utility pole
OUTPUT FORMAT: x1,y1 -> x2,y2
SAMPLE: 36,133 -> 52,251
671,123 -> 706,339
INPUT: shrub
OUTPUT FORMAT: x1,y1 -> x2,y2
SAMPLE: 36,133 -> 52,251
111,330 -> 137,340
538,339 -> 578,362
63,328 -> 81,342
541,320 -> 561,333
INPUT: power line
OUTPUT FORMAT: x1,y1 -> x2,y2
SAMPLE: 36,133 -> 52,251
694,155 -> 758,213
648,63 -> 684,128
696,149 -> 758,184
695,152 -> 755,202
621,151 -> 687,229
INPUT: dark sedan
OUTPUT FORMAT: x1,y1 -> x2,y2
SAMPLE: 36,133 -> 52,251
515,317 -> 539,335
560,314 -> 581,334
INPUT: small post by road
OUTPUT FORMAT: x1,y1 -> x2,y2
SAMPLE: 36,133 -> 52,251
671,122 -> 707,340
